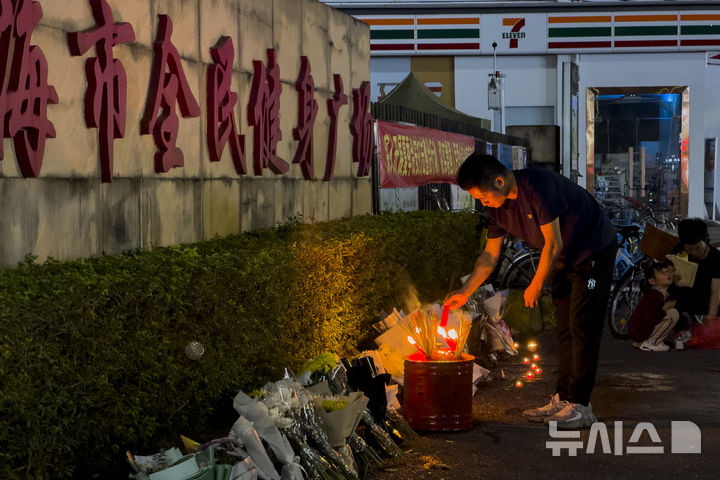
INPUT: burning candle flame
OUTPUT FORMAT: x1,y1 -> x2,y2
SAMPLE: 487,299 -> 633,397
515,380 -> 523,388
527,341 -> 538,352
526,371 -> 534,380
535,368 -> 542,375
531,363 -> 537,370
523,357 -> 530,364
532,354 -> 540,361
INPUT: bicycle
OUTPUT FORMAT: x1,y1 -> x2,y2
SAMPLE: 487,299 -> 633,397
474,207 -> 545,294
606,200 -> 680,338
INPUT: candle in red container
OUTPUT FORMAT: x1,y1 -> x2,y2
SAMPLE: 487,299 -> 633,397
523,357 -> 530,364
532,353 -> 540,361
515,380 -> 523,388
526,371 -> 534,380
535,368 -> 542,375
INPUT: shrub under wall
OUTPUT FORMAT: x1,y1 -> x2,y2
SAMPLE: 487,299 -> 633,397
0,210 -> 483,479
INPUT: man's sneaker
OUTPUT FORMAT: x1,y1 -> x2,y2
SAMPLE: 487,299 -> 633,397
522,393 -> 568,423
640,341 -> 670,352
544,402 -> 597,429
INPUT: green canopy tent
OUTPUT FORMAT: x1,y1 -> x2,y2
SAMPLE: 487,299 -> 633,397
377,72 -> 491,131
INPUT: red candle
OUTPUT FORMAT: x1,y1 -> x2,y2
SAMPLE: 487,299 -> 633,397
440,304 -> 450,328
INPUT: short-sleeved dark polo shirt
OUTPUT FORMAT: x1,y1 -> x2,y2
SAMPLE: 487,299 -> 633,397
674,246 -> 720,314
487,168 -> 617,267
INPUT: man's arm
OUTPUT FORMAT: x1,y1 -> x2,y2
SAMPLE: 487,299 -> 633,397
445,235 -> 504,309
708,278 -> 720,317
524,218 -> 563,308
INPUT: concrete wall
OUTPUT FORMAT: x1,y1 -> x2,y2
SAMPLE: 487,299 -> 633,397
0,0 -> 371,267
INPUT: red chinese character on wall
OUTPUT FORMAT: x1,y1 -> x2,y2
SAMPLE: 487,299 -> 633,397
141,14 -> 200,173
0,0 -> 57,178
350,81 -> 373,177
293,56 -> 318,180
68,0 -> 134,183
323,74 -> 347,181
248,49 -> 288,175
207,36 -> 246,174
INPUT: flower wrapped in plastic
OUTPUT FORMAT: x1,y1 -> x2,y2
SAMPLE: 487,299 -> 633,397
347,432 -> 382,476
261,379 -> 346,480
385,407 -> 418,441
229,416 -> 281,480
295,387 -> 359,480
360,408 -> 403,458
233,391 -> 303,480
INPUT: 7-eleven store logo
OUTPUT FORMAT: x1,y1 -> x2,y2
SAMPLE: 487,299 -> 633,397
502,17 -> 526,48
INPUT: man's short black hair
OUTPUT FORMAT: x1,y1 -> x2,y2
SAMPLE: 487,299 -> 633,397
678,218 -> 709,245
456,153 -> 509,191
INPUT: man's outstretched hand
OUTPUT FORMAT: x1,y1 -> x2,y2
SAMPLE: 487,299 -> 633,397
444,290 -> 470,310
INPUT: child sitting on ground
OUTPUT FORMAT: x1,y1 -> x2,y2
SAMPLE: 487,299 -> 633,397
628,261 -> 679,352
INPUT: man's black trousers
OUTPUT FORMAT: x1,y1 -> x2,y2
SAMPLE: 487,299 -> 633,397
551,243 -> 617,406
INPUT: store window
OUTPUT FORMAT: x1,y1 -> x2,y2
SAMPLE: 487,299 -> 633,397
586,87 -> 689,220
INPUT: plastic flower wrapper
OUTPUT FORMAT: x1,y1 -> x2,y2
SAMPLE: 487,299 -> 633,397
295,387 -> 359,480
300,356 -> 349,396
359,408 -> 403,458
233,391 -> 302,480
347,432 -> 383,476
229,416 -> 281,480
385,407 -> 418,441
264,379 -> 345,480
311,392 -> 368,448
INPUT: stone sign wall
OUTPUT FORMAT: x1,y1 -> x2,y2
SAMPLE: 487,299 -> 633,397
0,0 -> 371,267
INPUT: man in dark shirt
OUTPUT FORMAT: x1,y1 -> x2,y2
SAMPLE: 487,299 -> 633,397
674,218 -> 720,319
445,153 -> 617,429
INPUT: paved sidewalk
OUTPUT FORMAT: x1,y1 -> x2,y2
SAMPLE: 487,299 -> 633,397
370,329 -> 720,480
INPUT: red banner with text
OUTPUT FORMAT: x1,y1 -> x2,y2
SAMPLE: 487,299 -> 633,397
377,120 -> 476,188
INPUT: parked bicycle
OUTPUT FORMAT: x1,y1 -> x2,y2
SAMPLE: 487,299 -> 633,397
605,198 -> 680,338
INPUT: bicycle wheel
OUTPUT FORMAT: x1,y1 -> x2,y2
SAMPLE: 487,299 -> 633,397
607,266 -> 644,338
499,252 -> 550,295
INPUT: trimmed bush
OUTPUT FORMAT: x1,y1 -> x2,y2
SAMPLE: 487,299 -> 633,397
0,210 -> 482,479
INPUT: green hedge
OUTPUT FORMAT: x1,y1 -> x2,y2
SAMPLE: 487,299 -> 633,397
0,210 -> 483,479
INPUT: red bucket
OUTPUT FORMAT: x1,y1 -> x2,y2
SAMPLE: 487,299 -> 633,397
402,354 -> 474,431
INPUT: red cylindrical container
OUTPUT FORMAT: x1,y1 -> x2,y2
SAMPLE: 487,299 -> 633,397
402,354 -> 474,431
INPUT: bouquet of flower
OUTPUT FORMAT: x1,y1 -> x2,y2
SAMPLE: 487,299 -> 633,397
359,408 -> 403,458
295,387 -> 359,480
262,379 -> 352,480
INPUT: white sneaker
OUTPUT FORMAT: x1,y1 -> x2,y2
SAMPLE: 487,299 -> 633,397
640,341 -> 670,352
522,393 -> 569,423
545,402 -> 597,429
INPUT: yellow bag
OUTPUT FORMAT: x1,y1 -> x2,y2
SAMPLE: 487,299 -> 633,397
666,253 -> 698,288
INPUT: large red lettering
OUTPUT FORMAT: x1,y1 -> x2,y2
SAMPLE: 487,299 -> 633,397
350,81 -> 373,177
0,0 -> 57,178
248,49 -> 288,175
293,56 -> 318,180
207,36 -> 246,174
141,14 -> 200,173
323,73 -> 347,181
68,0 -> 134,183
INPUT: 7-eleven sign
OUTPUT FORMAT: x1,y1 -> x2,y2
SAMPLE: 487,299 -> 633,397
502,17 -> 526,48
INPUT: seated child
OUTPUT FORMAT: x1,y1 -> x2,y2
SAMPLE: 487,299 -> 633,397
627,261 -> 679,352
